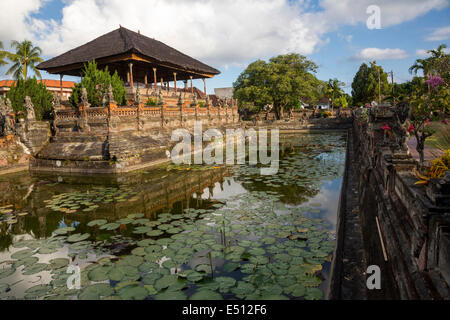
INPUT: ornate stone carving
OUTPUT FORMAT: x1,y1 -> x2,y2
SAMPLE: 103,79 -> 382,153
107,84 -> 115,104
177,92 -> 184,107
158,90 -> 164,105
393,102 -> 410,152
5,98 -> 13,114
135,87 -> 141,105
81,87 -> 88,105
52,92 -> 61,110
191,94 -> 198,107
24,96 -> 36,121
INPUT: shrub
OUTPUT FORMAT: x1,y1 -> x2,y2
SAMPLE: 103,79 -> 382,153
69,60 -> 126,108
6,77 -> 53,120
146,98 -> 158,106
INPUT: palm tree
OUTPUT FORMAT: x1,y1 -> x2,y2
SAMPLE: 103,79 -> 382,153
428,44 -> 447,59
327,78 -> 344,111
6,40 -> 43,80
0,41 -> 9,66
409,58 -> 430,77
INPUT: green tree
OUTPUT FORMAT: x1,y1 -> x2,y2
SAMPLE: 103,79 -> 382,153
233,53 -> 320,119
326,78 -> 345,111
0,41 -> 9,66
6,78 -> 53,121
351,61 -> 390,106
69,61 -> 127,108
6,40 -> 43,80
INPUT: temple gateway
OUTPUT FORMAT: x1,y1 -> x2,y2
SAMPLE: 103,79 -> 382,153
37,26 -> 222,104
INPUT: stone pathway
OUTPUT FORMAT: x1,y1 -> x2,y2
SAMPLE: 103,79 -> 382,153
407,136 -> 444,166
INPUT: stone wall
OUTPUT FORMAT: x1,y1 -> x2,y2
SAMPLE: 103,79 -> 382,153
349,106 -> 450,299
53,101 -> 239,134
31,99 -> 239,175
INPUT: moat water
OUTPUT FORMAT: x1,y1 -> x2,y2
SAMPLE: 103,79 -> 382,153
0,132 -> 346,300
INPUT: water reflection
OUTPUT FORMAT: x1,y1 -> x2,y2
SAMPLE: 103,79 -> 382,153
0,132 -> 347,300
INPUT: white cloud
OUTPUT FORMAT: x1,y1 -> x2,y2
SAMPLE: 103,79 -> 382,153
353,48 -> 409,61
0,0 -> 448,69
416,47 -> 450,57
426,26 -> 450,41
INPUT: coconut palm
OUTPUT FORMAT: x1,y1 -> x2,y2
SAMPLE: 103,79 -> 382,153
0,41 -> 9,66
327,78 -> 344,111
6,40 -> 43,80
409,58 -> 430,77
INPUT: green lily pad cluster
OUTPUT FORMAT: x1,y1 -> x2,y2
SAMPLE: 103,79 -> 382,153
0,132 -> 345,300
44,187 -> 138,214
0,204 -> 28,225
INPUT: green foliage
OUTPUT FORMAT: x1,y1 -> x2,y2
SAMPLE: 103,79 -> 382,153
326,78 -> 345,108
146,98 -> 158,106
0,41 -> 8,66
6,78 -> 53,120
6,40 -> 43,80
233,53 -> 322,119
69,61 -> 126,108
351,61 -> 390,106
334,96 -> 348,108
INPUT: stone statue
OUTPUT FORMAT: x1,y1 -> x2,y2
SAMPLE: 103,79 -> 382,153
102,91 -> 108,107
24,96 -> 36,121
52,92 -> 61,110
0,97 -> 6,135
5,98 -> 13,114
2,98 -> 15,135
135,87 -> 141,105
177,92 -> 184,107
81,87 -> 88,105
158,90 -> 164,105
191,94 -> 198,107
393,101 -> 410,152
107,84 -> 115,104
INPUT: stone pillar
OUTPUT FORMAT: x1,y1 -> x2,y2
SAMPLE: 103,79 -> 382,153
203,78 -> 207,96
173,73 -> 177,93
59,74 -> 64,99
153,68 -> 157,91
190,76 -> 193,94
129,63 -> 134,89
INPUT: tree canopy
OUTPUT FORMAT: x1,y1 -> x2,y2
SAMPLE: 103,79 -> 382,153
6,78 -> 53,121
6,40 -> 43,80
69,60 -> 127,108
233,54 -> 324,119
351,61 -> 390,106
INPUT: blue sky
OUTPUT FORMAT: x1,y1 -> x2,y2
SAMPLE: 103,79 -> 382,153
1,0 -> 449,94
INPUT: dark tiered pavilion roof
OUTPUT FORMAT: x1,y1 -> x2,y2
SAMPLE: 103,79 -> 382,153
37,27 -> 220,83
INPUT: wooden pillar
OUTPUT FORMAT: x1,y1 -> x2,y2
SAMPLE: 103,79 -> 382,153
59,74 -> 64,99
160,78 -> 163,91
190,76 -> 193,94
203,78 -> 206,96
153,68 -> 157,90
173,73 -> 177,93
129,62 -> 134,89
144,73 -> 148,88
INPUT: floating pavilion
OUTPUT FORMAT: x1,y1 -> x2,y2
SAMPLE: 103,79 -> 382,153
37,26 -> 221,99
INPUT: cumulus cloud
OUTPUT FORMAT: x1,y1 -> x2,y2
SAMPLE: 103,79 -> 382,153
353,48 -> 409,61
426,26 -> 450,41
0,0 -> 448,68
416,47 -> 450,57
